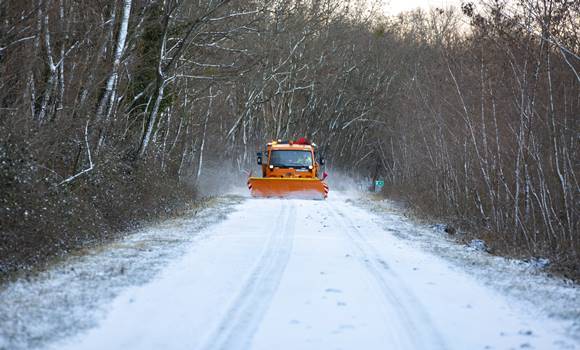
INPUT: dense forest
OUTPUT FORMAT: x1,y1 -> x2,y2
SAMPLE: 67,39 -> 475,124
0,0 -> 578,279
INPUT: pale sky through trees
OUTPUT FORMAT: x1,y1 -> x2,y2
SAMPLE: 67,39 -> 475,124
380,0 -> 462,14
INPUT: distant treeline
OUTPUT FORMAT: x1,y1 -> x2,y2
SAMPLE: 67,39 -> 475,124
0,0 -> 578,278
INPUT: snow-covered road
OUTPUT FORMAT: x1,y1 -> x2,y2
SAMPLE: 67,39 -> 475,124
2,193 -> 578,350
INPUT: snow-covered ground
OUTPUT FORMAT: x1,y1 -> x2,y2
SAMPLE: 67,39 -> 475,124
0,192 -> 578,350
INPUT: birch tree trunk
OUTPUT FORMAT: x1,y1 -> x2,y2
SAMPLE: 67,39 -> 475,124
95,0 -> 132,122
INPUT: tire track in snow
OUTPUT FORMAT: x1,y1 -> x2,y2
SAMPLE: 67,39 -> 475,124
202,201 -> 297,350
326,201 -> 446,350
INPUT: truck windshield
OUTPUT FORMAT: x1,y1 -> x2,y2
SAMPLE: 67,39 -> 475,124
270,150 -> 312,168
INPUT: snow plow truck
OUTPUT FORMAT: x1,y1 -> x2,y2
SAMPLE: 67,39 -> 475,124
247,138 -> 329,199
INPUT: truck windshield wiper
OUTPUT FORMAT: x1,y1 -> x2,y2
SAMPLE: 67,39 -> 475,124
271,164 -> 309,168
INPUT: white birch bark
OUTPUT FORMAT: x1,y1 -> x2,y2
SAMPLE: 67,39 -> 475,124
95,0 -> 132,121
57,0 -> 66,112
37,0 -> 57,122
78,1 -> 117,109
138,81 -> 166,157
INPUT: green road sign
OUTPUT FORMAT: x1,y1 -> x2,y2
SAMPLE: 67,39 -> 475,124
375,180 -> 384,187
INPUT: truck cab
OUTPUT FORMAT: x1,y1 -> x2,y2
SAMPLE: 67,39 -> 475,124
257,140 -> 324,179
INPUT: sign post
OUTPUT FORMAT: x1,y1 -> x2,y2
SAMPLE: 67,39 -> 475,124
374,180 -> 384,192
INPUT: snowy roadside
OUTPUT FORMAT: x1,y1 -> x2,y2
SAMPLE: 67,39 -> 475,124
0,195 -> 244,350
1,190 -> 578,350
350,193 -> 580,344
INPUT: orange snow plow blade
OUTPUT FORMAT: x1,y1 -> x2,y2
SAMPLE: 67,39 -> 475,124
247,177 -> 328,199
